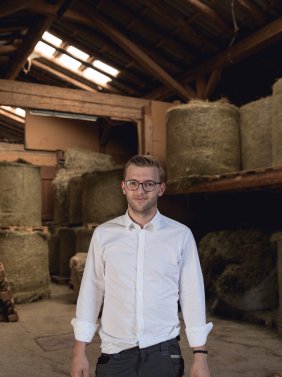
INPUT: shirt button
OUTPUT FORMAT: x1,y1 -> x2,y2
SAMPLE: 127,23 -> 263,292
138,292 -> 142,295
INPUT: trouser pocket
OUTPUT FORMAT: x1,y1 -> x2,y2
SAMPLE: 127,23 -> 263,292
95,353 -> 111,377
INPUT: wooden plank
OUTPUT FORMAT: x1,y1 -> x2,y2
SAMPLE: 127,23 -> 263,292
32,60 -> 98,93
0,143 -> 57,166
0,80 -> 149,120
166,167 -> 282,194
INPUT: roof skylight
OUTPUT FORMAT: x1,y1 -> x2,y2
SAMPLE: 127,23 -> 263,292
42,31 -> 62,47
35,41 -> 56,58
32,31 -> 119,89
83,67 -> 111,85
67,46 -> 89,61
58,54 -> 82,71
93,60 -> 119,77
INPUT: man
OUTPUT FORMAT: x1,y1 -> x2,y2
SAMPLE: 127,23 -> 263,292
71,155 -> 212,377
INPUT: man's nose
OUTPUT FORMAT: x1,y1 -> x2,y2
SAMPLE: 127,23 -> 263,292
137,183 -> 146,193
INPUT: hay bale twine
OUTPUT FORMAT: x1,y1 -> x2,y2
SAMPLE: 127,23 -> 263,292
0,230 -> 50,303
58,227 -> 76,278
240,97 -> 272,170
166,100 -> 240,181
0,161 -> 41,226
68,176 -> 83,224
75,226 -> 94,253
82,169 -> 127,224
272,78 -> 282,167
198,230 -> 278,314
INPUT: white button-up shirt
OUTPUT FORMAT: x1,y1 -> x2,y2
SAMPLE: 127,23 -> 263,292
71,210 -> 212,353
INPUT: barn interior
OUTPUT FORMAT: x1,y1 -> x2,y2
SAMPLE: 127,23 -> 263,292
0,1 -> 282,376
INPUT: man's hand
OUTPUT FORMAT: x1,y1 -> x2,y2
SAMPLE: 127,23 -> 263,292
71,340 -> 89,377
190,354 -> 211,377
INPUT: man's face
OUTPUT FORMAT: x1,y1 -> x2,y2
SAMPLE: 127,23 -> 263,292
121,165 -> 166,216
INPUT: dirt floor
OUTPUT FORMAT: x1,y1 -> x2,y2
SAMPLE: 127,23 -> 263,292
0,283 -> 281,377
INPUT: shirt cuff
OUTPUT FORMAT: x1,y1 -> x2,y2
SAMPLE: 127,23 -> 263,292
185,322 -> 213,347
71,317 -> 98,343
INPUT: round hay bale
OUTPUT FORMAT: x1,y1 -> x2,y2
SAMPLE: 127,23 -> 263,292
64,148 -> 116,170
75,226 -> 94,253
0,162 -> 41,226
166,100 -> 240,181
82,169 -> 127,224
240,97 -> 272,170
272,78 -> 282,167
53,168 -> 82,224
58,227 -> 76,278
68,176 -> 83,224
198,230 -> 278,313
0,230 -> 50,303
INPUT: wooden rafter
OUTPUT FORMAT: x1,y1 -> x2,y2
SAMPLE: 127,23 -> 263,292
77,3 -> 196,100
0,0 -> 31,18
31,59 -> 98,93
236,0 -> 267,25
5,0 -> 70,80
141,0 -> 218,53
186,0 -> 233,36
148,16 -> 282,99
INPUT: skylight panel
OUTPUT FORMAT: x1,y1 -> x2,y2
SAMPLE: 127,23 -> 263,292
42,31 -> 62,47
93,60 -> 119,77
15,108 -> 26,118
58,54 -> 82,70
67,46 -> 89,61
35,41 -> 56,58
83,67 -> 111,85
1,106 -> 26,120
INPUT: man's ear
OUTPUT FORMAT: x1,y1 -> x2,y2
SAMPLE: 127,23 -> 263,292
121,181 -> 126,195
158,183 -> 166,197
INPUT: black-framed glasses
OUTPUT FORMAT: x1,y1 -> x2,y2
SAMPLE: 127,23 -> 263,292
125,179 -> 161,192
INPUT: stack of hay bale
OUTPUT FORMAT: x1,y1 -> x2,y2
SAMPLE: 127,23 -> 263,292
50,148 -> 127,293
0,161 -> 50,304
198,230 -> 278,319
164,80 -> 282,329
165,77 -> 282,182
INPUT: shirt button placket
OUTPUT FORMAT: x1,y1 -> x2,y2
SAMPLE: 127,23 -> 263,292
136,229 -> 145,343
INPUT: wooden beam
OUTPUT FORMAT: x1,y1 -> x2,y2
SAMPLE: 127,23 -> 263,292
77,4 -> 196,100
186,0 -> 233,36
0,0 -> 31,17
0,79 -> 150,120
166,167 -> 282,195
148,16 -> 282,99
5,0 -> 68,79
0,45 -> 17,55
31,60 -> 98,93
204,68 -> 221,98
236,0 -> 266,25
141,0 -> 218,52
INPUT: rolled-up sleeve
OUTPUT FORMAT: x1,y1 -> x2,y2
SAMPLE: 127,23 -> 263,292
179,230 -> 213,347
71,229 -> 105,343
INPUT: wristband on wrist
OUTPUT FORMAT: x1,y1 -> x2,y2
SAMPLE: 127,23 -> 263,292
193,350 -> 208,355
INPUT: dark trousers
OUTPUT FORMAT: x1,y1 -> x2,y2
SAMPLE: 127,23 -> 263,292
95,337 -> 184,377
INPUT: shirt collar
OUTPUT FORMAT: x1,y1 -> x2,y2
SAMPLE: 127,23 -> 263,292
124,210 -> 163,231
